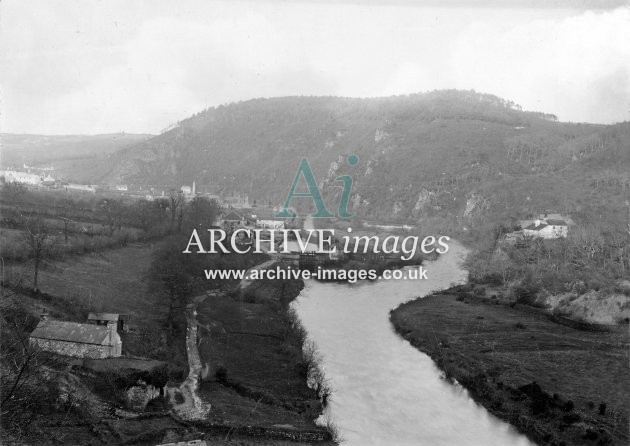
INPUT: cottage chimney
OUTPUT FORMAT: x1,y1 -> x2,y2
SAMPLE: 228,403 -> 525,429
534,219 -> 541,227
192,181 -> 196,195
40,310 -> 49,321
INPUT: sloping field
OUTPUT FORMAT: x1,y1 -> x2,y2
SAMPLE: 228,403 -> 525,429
4,243 -> 164,326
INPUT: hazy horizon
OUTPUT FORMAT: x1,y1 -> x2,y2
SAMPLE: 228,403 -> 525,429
1,0 -> 629,135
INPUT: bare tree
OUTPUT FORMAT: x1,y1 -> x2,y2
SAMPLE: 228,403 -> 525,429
55,198 -> 74,244
167,189 -> 183,232
20,212 -> 54,292
1,309 -> 56,435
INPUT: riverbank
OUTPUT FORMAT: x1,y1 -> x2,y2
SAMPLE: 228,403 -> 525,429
390,285 -> 630,446
192,267 -> 336,443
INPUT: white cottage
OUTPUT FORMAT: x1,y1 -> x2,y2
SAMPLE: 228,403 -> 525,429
523,218 -> 568,239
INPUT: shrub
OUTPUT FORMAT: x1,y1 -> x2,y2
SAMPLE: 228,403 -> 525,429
215,366 -> 228,383
583,429 -> 598,441
514,280 -> 540,305
562,400 -> 574,412
531,396 -> 549,415
562,412 -> 581,424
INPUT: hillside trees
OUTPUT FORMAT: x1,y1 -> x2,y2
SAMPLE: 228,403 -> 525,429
167,190 -> 183,232
135,198 -> 169,233
99,198 -> 125,235
149,237 -> 193,342
183,197 -> 220,232
468,220 -> 629,295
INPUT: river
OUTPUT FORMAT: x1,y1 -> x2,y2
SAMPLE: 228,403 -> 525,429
292,241 -> 534,446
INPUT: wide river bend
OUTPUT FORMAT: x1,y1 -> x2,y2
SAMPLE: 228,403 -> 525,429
292,242 -> 534,446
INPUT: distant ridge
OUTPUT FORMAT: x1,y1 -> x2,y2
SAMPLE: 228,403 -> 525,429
99,90 -> 628,227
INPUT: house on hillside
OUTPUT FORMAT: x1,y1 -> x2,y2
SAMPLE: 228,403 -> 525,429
41,175 -> 56,187
523,218 -> 569,239
30,315 -> 122,358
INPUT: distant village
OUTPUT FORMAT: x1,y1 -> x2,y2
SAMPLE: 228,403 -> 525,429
1,165 -> 230,202
0,164 -> 296,227
1,165 -> 576,245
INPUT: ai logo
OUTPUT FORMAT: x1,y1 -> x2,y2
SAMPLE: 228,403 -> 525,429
274,154 -> 359,218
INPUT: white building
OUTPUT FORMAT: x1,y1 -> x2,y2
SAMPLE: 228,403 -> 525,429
41,175 -> 56,186
181,182 -> 197,201
1,170 -> 42,185
523,218 -> 568,239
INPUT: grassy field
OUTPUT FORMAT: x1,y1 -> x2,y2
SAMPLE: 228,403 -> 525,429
390,288 -> 630,446
0,220 -> 144,263
196,287 -> 327,430
3,243 -> 165,326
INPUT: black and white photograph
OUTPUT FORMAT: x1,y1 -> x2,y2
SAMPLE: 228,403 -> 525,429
1,1 -> 629,445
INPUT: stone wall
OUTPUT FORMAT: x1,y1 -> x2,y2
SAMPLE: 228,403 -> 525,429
31,338 -> 112,359
125,383 -> 160,411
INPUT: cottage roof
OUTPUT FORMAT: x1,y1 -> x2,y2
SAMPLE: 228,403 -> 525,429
222,211 -> 244,221
524,223 -> 547,231
30,320 -> 113,345
87,312 -> 119,322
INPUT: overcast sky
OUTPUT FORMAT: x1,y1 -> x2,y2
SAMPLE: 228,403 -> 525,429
1,0 -> 629,134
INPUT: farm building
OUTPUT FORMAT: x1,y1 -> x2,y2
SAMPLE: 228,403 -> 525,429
30,317 -> 122,359
523,218 -> 568,239
87,312 -> 125,332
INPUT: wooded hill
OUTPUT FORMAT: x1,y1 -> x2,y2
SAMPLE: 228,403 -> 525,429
102,90 -> 629,232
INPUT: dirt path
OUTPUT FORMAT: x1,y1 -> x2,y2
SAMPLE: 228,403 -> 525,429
170,253 -> 278,419
169,293 -> 213,420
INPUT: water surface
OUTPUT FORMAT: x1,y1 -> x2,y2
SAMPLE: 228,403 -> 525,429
293,242 -> 534,446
